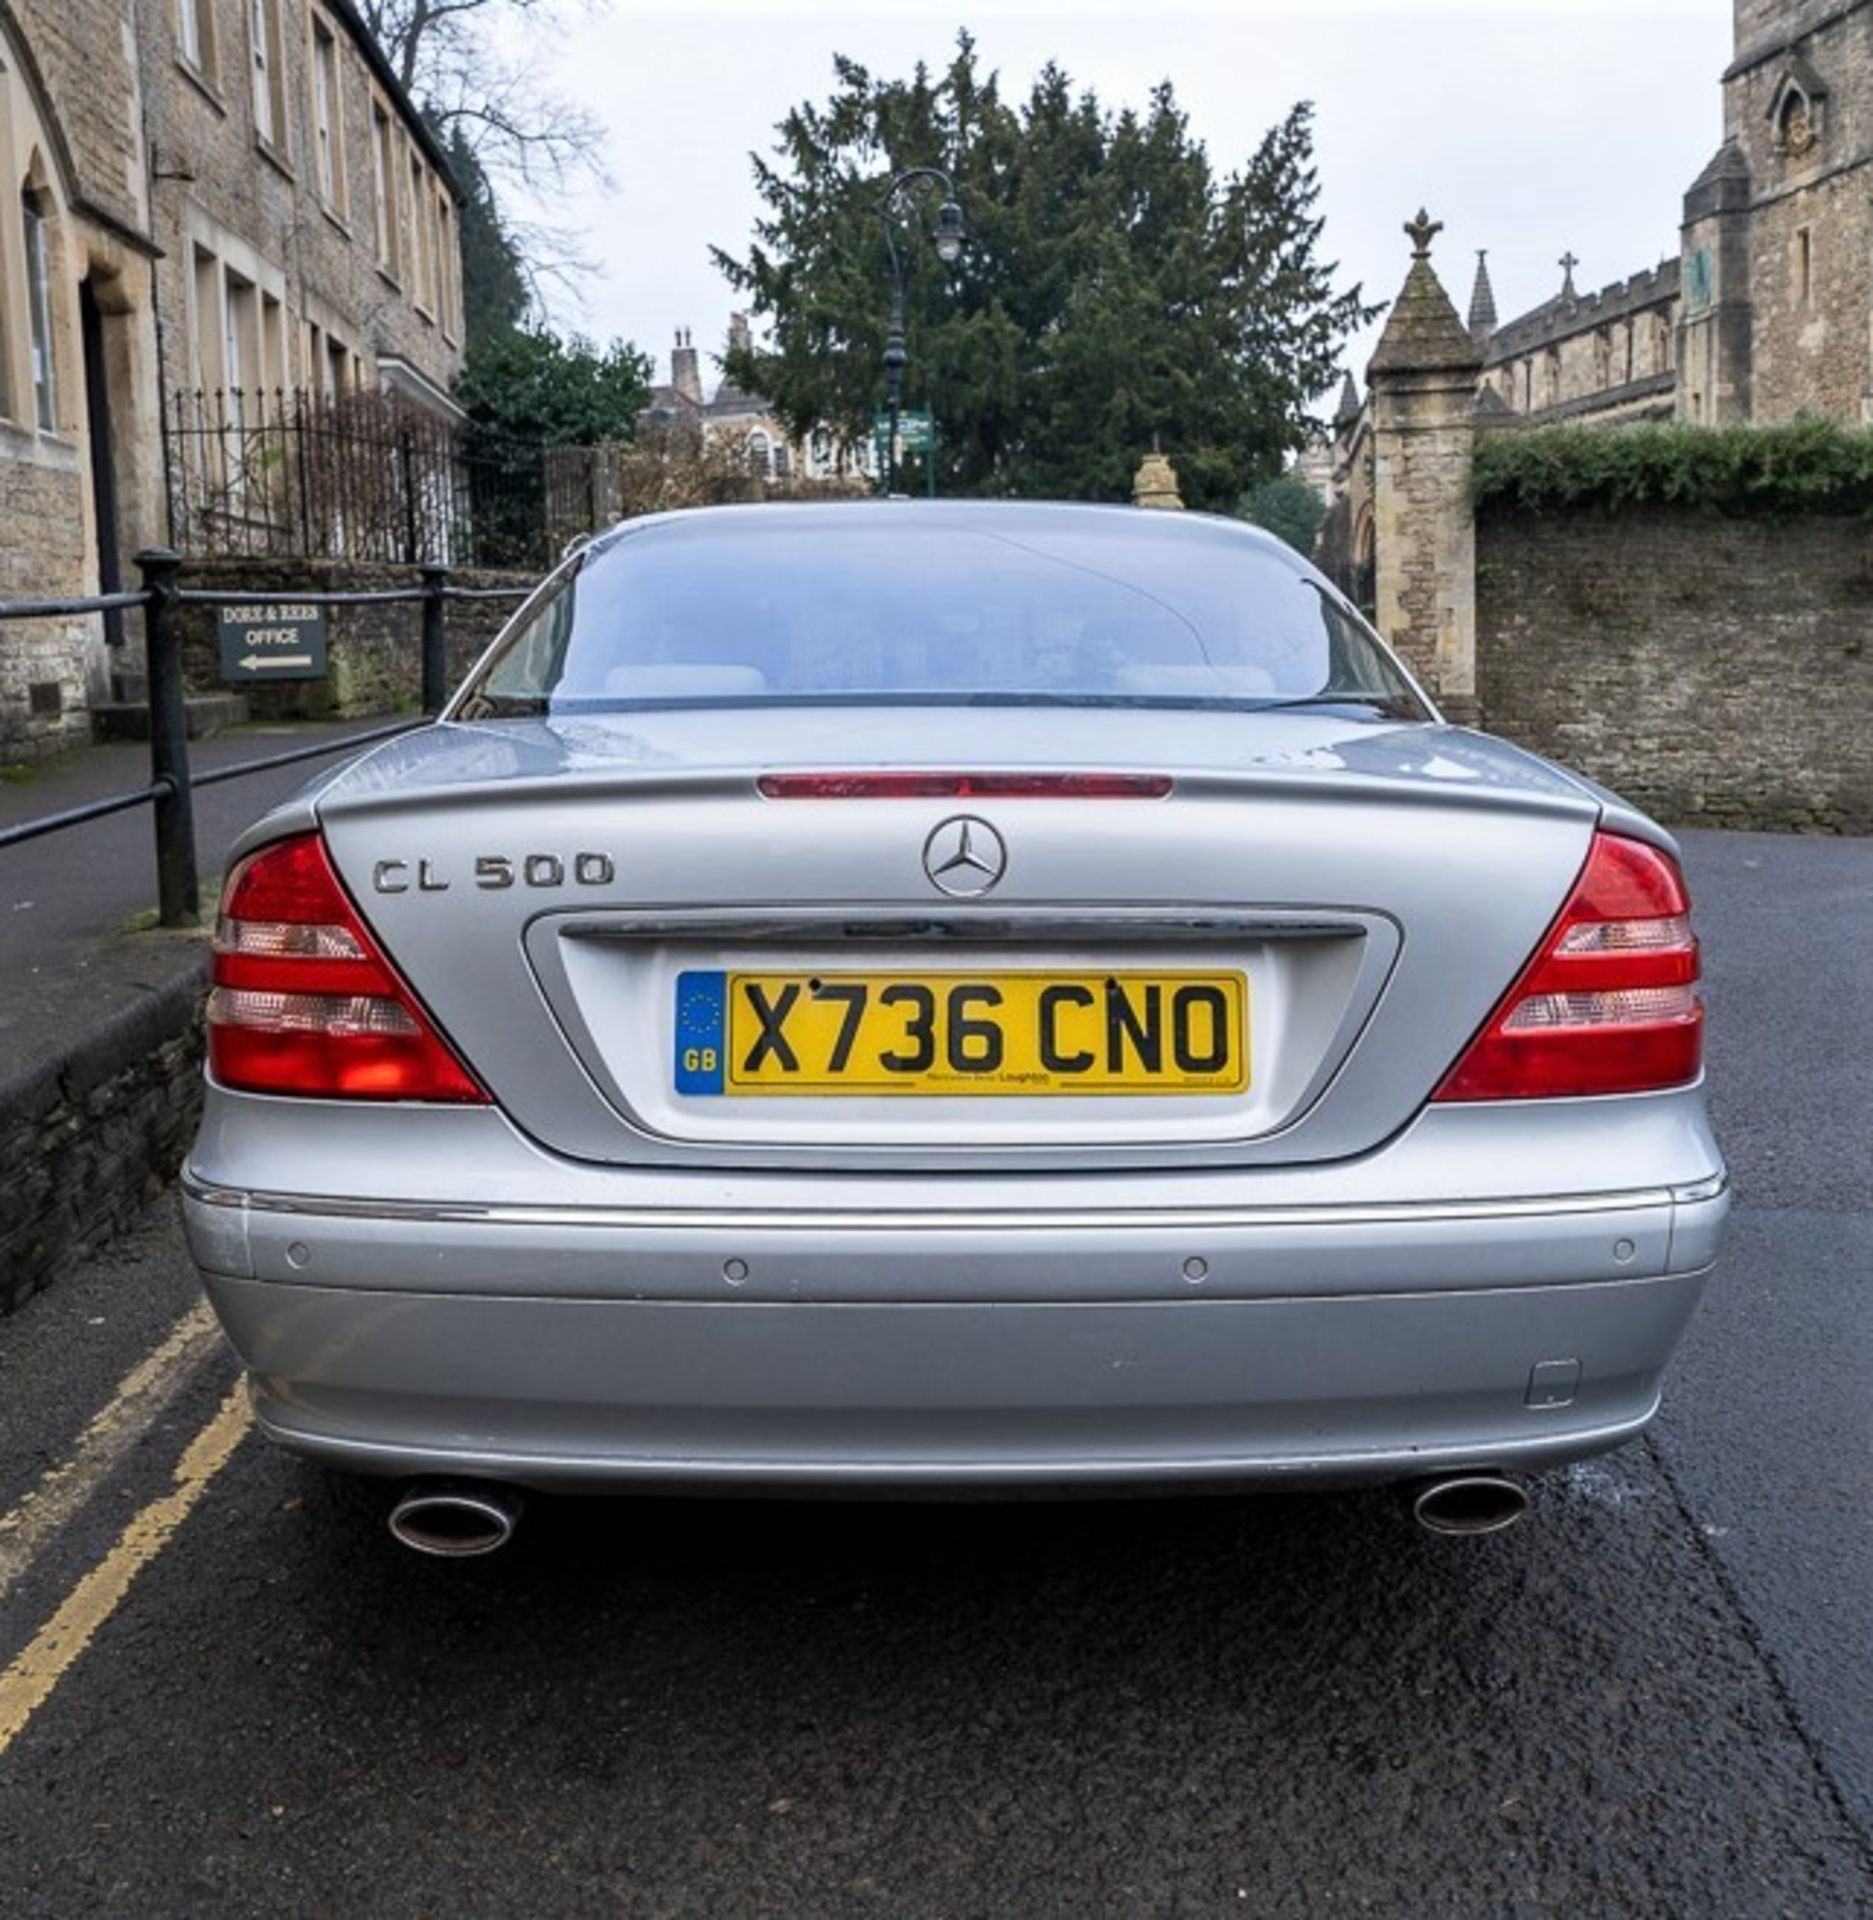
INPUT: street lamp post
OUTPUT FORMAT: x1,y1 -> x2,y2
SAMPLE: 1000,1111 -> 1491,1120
879,167 -> 964,494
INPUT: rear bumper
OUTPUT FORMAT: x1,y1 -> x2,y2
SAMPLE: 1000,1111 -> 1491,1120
184,1171 -> 1726,1493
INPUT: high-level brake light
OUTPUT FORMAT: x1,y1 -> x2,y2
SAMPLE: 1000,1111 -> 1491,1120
1434,831 -> 1703,1101
757,772 -> 1173,800
208,833 -> 487,1102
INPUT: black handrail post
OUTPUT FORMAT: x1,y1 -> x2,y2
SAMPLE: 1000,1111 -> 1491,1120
420,563 -> 449,715
137,548 -> 198,927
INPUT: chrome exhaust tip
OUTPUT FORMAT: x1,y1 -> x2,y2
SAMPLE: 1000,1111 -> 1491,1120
387,1480 -> 524,1557
1408,1473 -> 1529,1538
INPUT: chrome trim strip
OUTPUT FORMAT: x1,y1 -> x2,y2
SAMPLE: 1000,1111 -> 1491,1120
182,1170 -> 1677,1232
553,907 -> 1370,945
1669,1171 -> 1730,1204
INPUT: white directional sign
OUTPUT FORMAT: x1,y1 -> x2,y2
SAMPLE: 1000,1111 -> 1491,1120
217,604 -> 328,684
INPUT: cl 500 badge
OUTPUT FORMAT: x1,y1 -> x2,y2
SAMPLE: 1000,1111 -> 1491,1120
371,853 -> 616,893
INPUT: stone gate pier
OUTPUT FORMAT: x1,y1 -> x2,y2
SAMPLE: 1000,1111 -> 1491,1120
1365,212 -> 1484,725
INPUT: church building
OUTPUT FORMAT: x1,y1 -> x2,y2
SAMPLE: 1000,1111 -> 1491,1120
1317,0 -> 1873,604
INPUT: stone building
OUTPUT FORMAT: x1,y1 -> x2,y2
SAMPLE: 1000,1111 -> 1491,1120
1474,253 -> 1683,429
642,314 -> 877,486
0,0 -> 462,757
1682,0 -> 1873,423
1315,0 -> 1873,645
1450,0 -> 1873,432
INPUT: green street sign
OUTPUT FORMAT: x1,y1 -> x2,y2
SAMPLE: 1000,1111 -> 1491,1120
873,408 -> 936,454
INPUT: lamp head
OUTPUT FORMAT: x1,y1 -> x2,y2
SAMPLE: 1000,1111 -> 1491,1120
933,198 -> 966,265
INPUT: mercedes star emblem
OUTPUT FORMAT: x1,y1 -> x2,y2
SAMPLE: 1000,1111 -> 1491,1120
922,815 -> 1007,897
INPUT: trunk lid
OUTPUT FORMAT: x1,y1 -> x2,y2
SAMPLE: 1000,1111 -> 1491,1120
312,708 -> 1602,1172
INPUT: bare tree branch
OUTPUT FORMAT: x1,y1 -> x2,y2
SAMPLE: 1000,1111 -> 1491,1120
363,0 -> 609,310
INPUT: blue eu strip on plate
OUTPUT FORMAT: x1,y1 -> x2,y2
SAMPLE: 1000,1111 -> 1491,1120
674,970 -> 727,1095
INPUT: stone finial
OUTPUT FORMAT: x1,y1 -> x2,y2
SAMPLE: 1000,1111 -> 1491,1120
1467,250 -> 1498,342
1333,370 -> 1361,428
1368,209 -> 1484,379
1559,251 -> 1580,301
1133,448 -> 1185,510
1405,209 -> 1443,260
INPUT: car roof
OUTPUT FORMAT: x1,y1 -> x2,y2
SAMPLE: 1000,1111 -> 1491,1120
588,498 -> 1311,572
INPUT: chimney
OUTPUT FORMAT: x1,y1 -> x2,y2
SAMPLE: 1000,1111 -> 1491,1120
671,328 -> 701,405
728,312 -> 752,359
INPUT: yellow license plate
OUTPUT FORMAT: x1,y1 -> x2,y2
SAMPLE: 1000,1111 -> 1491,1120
673,970 -> 1248,1096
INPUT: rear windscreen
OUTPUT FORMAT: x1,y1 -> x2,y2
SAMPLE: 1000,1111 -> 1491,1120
457,517 -> 1428,720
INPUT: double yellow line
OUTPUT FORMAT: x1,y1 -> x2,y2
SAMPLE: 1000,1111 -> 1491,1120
0,1305 -> 248,1755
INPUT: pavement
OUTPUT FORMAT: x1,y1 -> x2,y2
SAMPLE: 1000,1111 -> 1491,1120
0,719 -> 411,1085
0,823 -> 1868,1915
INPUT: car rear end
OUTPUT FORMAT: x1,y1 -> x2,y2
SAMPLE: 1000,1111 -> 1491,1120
181,504 -> 1727,1498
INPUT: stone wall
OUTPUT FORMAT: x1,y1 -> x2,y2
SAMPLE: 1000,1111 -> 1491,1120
1476,504 -> 1873,831
177,558 -> 533,719
0,422 -> 95,759
0,961 -> 204,1316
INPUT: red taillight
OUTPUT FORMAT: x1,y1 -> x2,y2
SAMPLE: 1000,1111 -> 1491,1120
208,833 -> 488,1103
1434,831 -> 1703,1102
757,772 -> 1173,799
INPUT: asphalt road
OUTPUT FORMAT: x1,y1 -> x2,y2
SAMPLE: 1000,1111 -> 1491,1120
0,826 -> 1868,1917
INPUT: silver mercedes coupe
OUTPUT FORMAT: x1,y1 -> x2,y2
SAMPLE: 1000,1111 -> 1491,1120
181,501 -> 1728,1551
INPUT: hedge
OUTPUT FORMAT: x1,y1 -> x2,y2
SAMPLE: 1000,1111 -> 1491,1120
1471,416 -> 1873,516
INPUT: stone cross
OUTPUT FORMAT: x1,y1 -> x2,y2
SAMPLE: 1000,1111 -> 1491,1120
1560,250 -> 1580,296
1405,209 -> 1442,260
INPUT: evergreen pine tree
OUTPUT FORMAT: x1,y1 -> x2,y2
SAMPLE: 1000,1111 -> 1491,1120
713,37 -> 1378,508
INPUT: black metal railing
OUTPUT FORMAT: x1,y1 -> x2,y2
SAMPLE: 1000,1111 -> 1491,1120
165,388 -> 555,570
0,551 -> 534,925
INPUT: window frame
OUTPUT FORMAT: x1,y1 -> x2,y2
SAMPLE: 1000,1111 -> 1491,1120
249,0 -> 287,159
435,192 -> 459,341
406,149 -> 432,316
22,185 -> 57,432
308,11 -> 346,217
176,0 -> 215,78
370,99 -> 398,276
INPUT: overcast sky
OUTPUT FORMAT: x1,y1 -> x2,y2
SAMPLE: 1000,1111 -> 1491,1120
520,0 -> 1732,407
